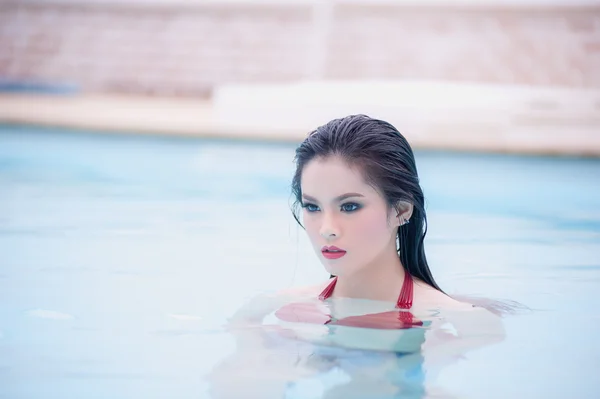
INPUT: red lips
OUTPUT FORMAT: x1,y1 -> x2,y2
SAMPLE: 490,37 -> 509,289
322,245 -> 346,252
321,245 -> 346,259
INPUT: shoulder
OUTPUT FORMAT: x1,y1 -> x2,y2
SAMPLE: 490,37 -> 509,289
227,280 -> 331,327
274,279 -> 332,300
422,290 -> 504,315
426,291 -> 477,311
413,280 -> 475,311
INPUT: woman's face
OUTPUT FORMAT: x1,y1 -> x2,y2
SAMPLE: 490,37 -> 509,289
300,155 -> 401,278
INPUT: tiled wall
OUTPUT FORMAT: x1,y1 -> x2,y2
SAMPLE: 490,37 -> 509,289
1,1 -> 599,96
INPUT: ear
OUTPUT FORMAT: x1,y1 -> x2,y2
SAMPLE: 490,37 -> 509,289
394,201 -> 414,226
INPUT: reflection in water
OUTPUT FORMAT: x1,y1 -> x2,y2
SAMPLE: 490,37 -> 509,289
207,294 -> 507,399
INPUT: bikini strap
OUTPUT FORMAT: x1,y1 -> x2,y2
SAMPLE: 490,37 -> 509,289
318,276 -> 337,300
318,273 -> 414,309
396,271 -> 413,309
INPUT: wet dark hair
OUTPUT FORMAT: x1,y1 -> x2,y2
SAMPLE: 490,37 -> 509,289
291,114 -> 442,291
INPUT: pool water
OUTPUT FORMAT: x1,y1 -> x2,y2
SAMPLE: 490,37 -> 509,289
1,125 -> 599,399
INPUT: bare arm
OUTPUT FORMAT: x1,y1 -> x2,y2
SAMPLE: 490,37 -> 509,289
206,293 -> 320,399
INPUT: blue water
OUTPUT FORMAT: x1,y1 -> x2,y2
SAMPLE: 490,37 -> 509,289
1,125 -> 599,399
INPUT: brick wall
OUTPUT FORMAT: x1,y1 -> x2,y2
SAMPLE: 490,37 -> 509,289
326,4 -> 600,87
1,0 -> 599,97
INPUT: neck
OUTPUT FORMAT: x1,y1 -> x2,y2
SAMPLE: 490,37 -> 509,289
334,244 -> 406,302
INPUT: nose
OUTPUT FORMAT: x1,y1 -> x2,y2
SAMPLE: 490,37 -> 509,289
319,212 -> 340,240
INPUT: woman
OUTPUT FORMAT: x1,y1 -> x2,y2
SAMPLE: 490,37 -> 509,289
207,115 -> 509,398
288,114 -> 466,308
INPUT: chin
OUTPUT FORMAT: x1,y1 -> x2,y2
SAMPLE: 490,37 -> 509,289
321,261 -> 350,277
317,250 -> 356,276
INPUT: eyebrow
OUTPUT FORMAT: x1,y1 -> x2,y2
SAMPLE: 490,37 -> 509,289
302,193 -> 365,203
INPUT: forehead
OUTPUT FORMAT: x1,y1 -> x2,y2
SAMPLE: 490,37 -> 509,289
301,156 -> 376,197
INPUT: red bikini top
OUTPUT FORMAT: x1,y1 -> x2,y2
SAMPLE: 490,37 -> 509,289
275,272 -> 423,330
318,271 -> 415,309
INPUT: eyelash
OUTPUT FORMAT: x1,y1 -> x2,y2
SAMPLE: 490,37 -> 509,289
301,202 -> 362,213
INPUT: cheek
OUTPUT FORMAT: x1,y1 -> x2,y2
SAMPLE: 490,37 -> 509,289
358,212 -> 394,242
302,213 -> 320,240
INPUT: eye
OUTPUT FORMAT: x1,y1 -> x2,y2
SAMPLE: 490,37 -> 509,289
302,203 -> 320,212
341,202 -> 361,212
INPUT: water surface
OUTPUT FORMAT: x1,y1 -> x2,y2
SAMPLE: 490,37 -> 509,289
1,125 -> 599,398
